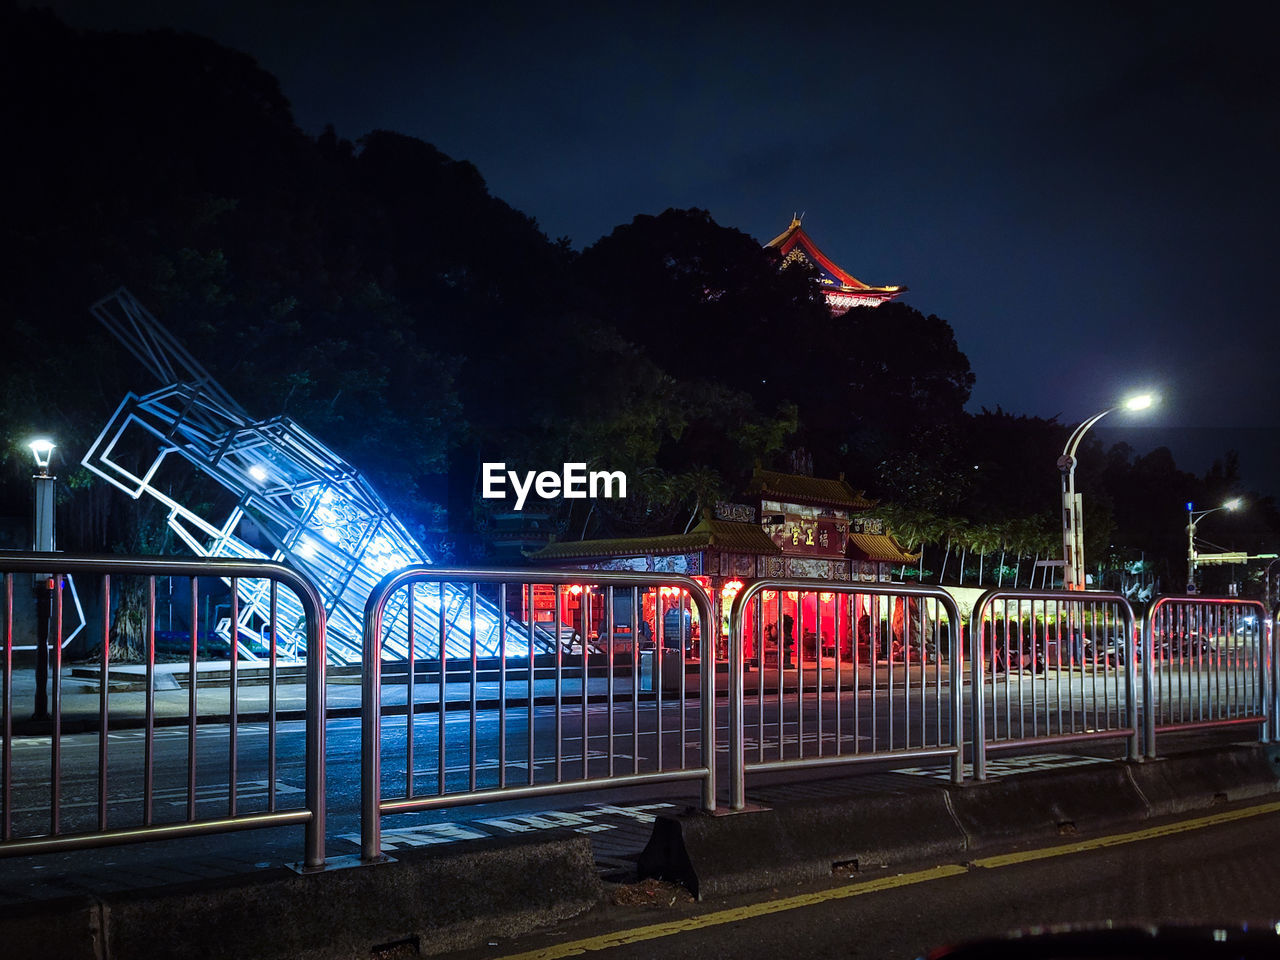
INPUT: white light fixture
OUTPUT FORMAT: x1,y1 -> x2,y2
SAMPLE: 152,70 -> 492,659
29,438 -> 55,471
1123,393 -> 1155,411
1224,497 -> 1243,510
248,464 -> 269,483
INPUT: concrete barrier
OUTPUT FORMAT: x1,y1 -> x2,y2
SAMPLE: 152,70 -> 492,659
640,745 -> 1280,900
639,787 -> 968,899
0,834 -> 601,960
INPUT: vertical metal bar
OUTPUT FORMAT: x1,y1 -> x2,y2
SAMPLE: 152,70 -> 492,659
51,576 -> 63,835
438,583 -> 447,795
1,575 -> 10,841
971,595 -> 988,781
631,587 -> 639,776
99,575 -> 111,831
555,585 -> 564,782
187,577 -> 198,821
887,594 -> 895,749
853,593 -> 861,756
470,584 -> 478,793
816,593 -> 824,756
678,591 -> 686,769
697,583 -> 716,812
144,576 -> 156,827
728,588 -> 746,811
581,585 -> 590,779
755,598 -> 764,763
796,592 -> 805,756
303,568 -> 327,870
532,584 -> 540,785
902,594 -> 911,751
655,588 -> 664,771
870,594 -> 879,753
227,578 -> 238,819
949,596 -> 963,784
498,583 -> 508,789
776,591 -> 785,757
362,574 -> 388,864
268,580 -> 278,813
834,593 -> 843,754
405,584 -> 416,798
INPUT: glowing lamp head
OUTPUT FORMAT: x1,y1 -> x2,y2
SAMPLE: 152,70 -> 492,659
248,464 -> 269,483
1224,497 -> 1243,510
29,438 -> 55,471
567,585 -> 583,596
1123,393 -> 1155,411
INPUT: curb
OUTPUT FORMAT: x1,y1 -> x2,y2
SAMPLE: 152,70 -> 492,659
638,744 -> 1280,900
0,833 -> 602,960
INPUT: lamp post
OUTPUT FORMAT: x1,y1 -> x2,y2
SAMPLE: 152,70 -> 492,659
1057,393 -> 1155,591
1185,497 -> 1242,595
29,438 -> 56,721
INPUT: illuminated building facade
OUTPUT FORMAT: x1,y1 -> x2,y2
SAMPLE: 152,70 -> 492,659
766,216 -> 905,313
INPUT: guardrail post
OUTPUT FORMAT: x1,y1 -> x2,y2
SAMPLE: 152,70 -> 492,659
728,593 -> 746,811
969,603 -> 987,781
300,574 -> 328,870
1123,601 -> 1139,761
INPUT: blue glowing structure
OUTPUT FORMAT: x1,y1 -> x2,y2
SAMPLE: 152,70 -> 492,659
82,289 -> 539,663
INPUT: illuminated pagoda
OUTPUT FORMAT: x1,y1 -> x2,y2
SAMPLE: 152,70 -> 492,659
766,216 -> 905,313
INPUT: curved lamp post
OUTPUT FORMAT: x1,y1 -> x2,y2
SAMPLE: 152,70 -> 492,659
1057,394 -> 1155,590
1185,497 -> 1242,594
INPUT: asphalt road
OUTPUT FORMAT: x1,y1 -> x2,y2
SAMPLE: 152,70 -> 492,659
437,799 -> 1280,960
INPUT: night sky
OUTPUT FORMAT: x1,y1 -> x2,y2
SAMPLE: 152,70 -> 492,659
33,1 -> 1280,496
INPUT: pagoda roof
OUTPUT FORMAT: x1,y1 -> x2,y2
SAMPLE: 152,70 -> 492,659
526,517 -> 781,563
747,468 -> 875,510
847,531 -> 919,564
766,217 -> 904,301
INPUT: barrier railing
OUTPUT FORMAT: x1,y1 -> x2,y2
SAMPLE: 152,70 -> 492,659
0,554 -> 327,869
970,589 -> 1138,780
727,580 -> 963,810
1142,596 -> 1270,758
360,568 -> 715,862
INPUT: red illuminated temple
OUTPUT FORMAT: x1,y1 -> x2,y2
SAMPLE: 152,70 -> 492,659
766,216 -> 905,313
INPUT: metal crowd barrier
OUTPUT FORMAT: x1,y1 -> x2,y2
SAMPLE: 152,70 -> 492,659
1142,596 -> 1270,758
727,581 -> 964,810
0,554 -> 327,869
360,568 -> 715,862
970,589 -> 1138,780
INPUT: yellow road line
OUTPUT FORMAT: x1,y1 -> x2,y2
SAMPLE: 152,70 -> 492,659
493,798 -> 1280,960
497,864 -> 968,960
971,798 -> 1280,869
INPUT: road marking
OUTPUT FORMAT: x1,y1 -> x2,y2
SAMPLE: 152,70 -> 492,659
971,798 -> 1280,869
496,864 -> 970,959
487,799 -> 1280,959
339,801 -> 676,851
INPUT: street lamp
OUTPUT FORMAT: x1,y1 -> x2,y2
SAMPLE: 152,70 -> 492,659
1057,393 -> 1155,590
1185,497 -> 1242,594
29,438 -> 57,720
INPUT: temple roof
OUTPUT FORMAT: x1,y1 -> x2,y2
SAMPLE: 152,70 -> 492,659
847,531 -> 919,564
766,217 -> 904,306
526,517 -> 782,563
746,468 -> 875,510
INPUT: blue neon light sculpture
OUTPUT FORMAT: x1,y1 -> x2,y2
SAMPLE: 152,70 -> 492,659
82,289 -> 539,663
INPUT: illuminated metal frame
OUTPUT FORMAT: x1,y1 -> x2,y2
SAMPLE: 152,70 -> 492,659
82,290 -> 539,663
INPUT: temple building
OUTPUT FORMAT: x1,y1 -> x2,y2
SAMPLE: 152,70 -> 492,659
525,469 -> 917,658
766,216 -> 905,313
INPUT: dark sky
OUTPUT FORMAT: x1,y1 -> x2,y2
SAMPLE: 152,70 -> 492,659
34,1 -> 1280,495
